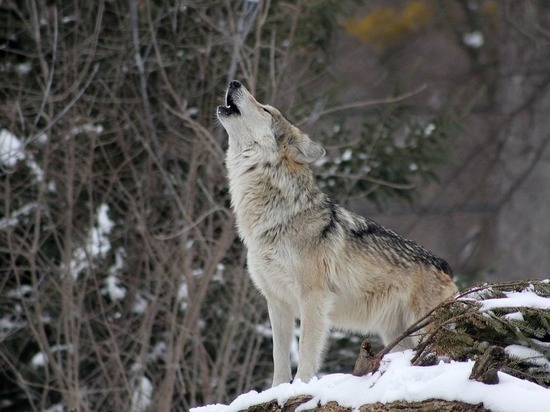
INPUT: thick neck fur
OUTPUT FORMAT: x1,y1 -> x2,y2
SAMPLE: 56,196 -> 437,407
226,148 -> 325,247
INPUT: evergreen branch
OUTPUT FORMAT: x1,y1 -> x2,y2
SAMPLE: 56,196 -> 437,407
355,280 -> 550,389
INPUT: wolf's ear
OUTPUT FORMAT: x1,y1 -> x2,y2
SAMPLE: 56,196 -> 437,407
290,138 -> 325,164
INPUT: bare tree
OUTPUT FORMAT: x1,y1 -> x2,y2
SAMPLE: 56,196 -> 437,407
0,1 -> 354,410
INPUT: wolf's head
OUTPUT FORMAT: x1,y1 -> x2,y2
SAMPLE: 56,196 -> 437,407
217,81 -> 325,165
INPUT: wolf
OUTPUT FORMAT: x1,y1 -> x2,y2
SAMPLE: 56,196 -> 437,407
217,80 -> 458,386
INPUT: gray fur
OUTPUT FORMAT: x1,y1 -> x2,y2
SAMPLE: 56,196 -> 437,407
217,81 -> 458,386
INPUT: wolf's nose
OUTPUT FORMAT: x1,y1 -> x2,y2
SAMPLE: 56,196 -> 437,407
229,80 -> 242,89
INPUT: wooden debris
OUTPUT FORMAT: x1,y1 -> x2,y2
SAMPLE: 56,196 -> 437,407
469,346 -> 505,385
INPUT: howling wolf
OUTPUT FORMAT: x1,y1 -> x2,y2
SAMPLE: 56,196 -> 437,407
217,80 -> 458,386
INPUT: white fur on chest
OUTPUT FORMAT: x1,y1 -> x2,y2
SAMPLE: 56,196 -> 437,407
227,152 -> 316,247
247,245 -> 302,313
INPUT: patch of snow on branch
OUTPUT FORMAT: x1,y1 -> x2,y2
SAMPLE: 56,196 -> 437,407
0,129 -> 26,166
16,62 -> 32,75
132,293 -> 148,314
131,376 -> 153,412
503,311 -> 524,321
31,344 -> 72,369
102,275 -> 127,301
423,123 -> 436,137
64,203 -> 115,278
91,203 -> 114,257
341,149 -> 353,162
178,282 -> 188,310
66,123 -> 104,140
480,290 -> 550,311
0,129 -> 46,181
0,202 -> 38,230
463,31 -> 484,48
0,317 -> 26,340
505,345 -> 550,369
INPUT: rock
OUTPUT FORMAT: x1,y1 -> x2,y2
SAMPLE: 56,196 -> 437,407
352,339 -> 378,376
469,346 -> 505,385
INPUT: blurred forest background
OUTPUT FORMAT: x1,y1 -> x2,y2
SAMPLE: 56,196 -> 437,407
0,0 -> 549,411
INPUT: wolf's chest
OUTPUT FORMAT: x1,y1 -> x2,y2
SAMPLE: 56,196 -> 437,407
247,246 -> 302,307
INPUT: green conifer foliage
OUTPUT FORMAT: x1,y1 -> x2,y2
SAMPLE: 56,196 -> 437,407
410,280 -> 550,388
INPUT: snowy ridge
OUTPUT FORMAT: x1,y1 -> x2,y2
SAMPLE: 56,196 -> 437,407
193,280 -> 550,412
192,350 -> 550,412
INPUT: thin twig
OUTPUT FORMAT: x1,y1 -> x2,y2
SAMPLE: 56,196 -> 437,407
34,5 -> 57,127
129,0 -> 160,154
298,84 -> 428,126
318,172 -> 416,190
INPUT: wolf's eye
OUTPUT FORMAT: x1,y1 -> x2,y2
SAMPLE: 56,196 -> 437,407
262,107 -> 272,115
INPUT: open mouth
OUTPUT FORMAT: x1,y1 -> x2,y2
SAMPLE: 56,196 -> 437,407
217,81 -> 243,118
225,91 -> 241,115
217,89 -> 241,117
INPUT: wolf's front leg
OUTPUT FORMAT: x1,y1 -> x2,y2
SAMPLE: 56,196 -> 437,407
267,300 -> 294,386
294,290 -> 331,383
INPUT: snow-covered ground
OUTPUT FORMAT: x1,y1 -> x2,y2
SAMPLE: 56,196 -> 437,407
192,350 -> 550,412
193,284 -> 550,412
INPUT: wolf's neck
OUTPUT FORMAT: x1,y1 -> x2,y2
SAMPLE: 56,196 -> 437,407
227,157 -> 323,244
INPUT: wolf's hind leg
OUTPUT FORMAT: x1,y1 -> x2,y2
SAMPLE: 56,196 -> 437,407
267,300 -> 294,386
294,290 -> 332,383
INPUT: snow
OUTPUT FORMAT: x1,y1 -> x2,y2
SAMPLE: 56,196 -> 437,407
66,123 -> 104,140
132,293 -> 148,314
505,345 -> 550,368
0,129 -> 46,181
36,132 -> 48,144
192,283 -> 550,412
31,344 -> 72,369
62,15 -> 76,24
64,203 -> 115,278
91,203 -> 114,257
0,202 -> 38,230
0,317 -> 26,339
423,123 -> 436,137
44,404 -> 64,412
178,282 -> 189,310
480,290 -> 550,311
7,285 -> 33,298
149,341 -> 167,362
463,31 -> 484,48
131,376 -> 153,412
31,352 -> 47,368
110,248 -> 126,275
213,263 -> 225,282
191,350 -> 550,412
15,62 -> 32,75
102,275 -> 127,301
0,129 -> 26,166
503,311 -> 524,321
341,149 -> 353,162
